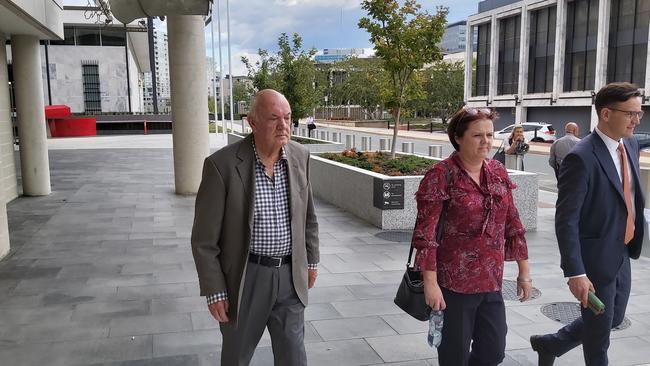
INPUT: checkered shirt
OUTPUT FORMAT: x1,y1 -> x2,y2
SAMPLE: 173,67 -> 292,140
207,142 -> 316,305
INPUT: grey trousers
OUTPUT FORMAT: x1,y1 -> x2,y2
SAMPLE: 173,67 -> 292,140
219,262 -> 307,366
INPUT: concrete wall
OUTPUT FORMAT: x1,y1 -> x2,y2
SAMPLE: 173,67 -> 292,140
7,44 -> 142,113
310,154 -> 538,231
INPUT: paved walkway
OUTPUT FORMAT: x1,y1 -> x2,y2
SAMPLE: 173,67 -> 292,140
1,135 -> 650,365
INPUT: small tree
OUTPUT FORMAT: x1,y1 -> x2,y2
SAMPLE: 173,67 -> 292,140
425,60 -> 465,124
359,0 -> 447,157
330,57 -> 390,120
242,33 -> 321,123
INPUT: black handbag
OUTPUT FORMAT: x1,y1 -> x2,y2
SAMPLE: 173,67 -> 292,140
493,140 -> 505,164
394,168 -> 451,321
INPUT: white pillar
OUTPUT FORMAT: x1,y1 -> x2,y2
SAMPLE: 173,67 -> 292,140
516,2 -> 529,125
11,35 -> 50,196
593,0 -> 611,92
464,23 -> 473,102
552,0 -> 568,100
168,16 -> 210,194
488,15 -> 499,104
0,32 -> 17,203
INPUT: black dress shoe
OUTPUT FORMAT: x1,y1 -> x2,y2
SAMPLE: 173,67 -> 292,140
530,335 -> 556,366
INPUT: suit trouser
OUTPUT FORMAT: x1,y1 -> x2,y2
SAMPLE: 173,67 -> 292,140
540,256 -> 631,365
437,288 -> 507,366
219,262 -> 306,366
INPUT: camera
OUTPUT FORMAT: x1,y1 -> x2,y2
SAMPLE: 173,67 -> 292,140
514,140 -> 530,155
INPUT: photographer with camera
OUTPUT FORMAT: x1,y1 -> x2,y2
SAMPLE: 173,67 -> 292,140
504,125 -> 529,170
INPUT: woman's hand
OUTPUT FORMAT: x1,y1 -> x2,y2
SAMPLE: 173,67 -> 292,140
423,271 -> 446,311
517,277 -> 533,302
516,259 -> 532,302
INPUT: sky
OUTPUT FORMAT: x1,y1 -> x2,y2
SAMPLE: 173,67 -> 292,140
65,0 -> 480,75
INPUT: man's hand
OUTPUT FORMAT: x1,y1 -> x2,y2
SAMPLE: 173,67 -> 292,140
308,269 -> 317,289
568,276 -> 595,308
208,300 -> 229,323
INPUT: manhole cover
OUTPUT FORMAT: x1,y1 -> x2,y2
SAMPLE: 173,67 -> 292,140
540,302 -> 631,331
375,230 -> 413,242
502,279 -> 541,301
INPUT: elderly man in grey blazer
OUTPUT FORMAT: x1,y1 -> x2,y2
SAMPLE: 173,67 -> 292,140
191,89 -> 319,366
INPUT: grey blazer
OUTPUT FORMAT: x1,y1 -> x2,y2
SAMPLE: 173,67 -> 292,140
191,134 -> 319,324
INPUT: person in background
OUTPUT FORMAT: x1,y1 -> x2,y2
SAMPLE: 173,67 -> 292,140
548,122 -> 580,179
504,125 -> 527,170
413,106 -> 532,366
307,116 -> 316,138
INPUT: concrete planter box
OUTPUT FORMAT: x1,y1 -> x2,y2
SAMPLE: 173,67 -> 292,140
309,154 -> 538,231
227,133 -> 345,153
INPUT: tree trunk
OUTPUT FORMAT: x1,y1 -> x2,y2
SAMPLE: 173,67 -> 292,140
390,106 -> 401,159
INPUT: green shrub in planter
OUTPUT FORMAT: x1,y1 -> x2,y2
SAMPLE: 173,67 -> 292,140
321,150 -> 435,176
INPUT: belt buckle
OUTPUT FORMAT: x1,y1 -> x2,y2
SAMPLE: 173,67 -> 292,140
272,256 -> 283,268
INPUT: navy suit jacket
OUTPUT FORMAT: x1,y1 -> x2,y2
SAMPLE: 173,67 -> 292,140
555,131 -> 645,285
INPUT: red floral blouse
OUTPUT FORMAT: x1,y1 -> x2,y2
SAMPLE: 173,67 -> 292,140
412,153 -> 528,294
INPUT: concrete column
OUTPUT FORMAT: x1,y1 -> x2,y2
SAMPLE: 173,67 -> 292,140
345,135 -> 355,149
11,35 -> 50,196
167,16 -> 210,194
0,31 -> 18,203
361,136 -> 372,151
428,145 -> 442,158
464,22 -> 473,102
517,2 -> 530,99
488,15 -> 499,103
0,201 -> 7,260
505,154 -> 523,170
401,142 -> 414,154
515,106 -> 527,124
0,32 -> 11,259
553,0 -> 568,99
593,0 -> 611,92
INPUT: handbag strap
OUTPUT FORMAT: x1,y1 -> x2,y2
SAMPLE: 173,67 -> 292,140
407,163 -> 452,267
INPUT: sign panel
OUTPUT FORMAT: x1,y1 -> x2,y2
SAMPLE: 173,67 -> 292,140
373,178 -> 404,210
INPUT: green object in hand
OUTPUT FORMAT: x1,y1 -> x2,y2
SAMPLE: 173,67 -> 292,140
587,291 -> 605,315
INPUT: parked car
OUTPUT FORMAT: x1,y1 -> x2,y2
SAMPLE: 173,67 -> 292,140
494,122 -> 556,143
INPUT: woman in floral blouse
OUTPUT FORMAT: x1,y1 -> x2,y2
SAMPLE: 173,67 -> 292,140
413,106 -> 532,366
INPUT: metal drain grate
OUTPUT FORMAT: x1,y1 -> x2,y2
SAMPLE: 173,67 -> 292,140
375,230 -> 413,243
540,302 -> 631,331
502,279 -> 541,301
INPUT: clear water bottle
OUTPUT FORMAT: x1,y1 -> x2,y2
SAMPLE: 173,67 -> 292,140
428,310 -> 444,348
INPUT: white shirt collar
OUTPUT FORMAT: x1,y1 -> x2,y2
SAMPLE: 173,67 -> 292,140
595,126 -> 622,154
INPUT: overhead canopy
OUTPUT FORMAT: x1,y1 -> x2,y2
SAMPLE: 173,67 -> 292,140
109,0 -> 210,24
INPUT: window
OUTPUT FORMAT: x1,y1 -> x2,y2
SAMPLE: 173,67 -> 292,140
82,63 -> 101,113
497,15 -> 521,95
607,0 -> 650,86
76,28 -> 101,46
50,26 -> 75,46
564,0 -> 599,91
473,23 -> 491,97
528,6 -> 556,93
101,28 -> 126,47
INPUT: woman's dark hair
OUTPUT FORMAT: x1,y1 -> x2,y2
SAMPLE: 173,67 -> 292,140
447,106 -> 498,151
595,82 -> 641,117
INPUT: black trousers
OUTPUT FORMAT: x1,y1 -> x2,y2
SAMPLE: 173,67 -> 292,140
437,288 -> 507,366
539,256 -> 631,365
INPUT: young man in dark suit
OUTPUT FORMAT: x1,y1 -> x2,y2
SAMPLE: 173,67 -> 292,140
530,82 -> 645,365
